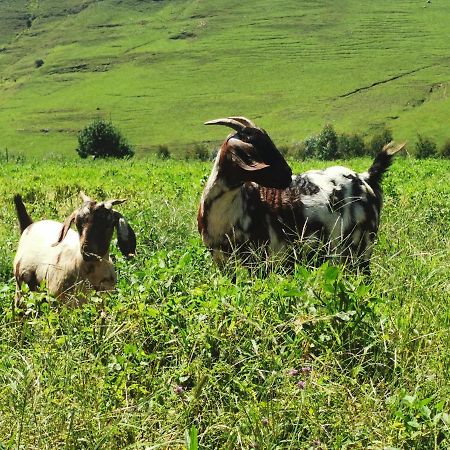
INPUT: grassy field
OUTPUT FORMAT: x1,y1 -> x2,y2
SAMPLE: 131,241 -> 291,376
1,0 -> 450,157
0,156 -> 449,448
1,0 -> 449,448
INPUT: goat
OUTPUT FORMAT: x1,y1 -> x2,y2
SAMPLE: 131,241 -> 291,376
13,192 -> 136,305
198,116 -> 405,272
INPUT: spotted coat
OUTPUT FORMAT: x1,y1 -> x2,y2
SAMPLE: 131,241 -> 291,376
198,117 -> 404,272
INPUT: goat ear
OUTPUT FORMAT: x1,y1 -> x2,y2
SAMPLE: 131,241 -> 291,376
229,145 -> 269,172
52,212 -> 76,247
114,212 -> 136,258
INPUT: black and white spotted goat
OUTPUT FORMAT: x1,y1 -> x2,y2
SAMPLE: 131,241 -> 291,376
198,116 -> 404,272
13,192 -> 136,305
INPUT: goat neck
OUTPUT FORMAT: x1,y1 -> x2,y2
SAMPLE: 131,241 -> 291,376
198,142 -> 244,243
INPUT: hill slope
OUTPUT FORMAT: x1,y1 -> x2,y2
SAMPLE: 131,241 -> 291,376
1,0 -> 450,156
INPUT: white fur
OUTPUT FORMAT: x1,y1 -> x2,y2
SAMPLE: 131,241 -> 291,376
14,220 -> 116,305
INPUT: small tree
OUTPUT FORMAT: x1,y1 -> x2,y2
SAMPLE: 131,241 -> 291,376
440,139 -> 450,159
316,124 -> 339,160
415,135 -> 437,159
302,124 -> 339,160
278,145 -> 289,157
157,144 -> 171,159
186,143 -> 209,161
338,133 -> 366,158
302,135 -> 319,160
76,119 -> 134,159
369,128 -> 393,156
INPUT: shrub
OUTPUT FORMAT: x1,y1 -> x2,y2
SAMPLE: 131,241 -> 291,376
316,124 -> 339,160
279,145 -> 289,157
302,135 -> 320,160
26,15 -> 35,28
76,119 -> 134,159
195,144 -> 209,161
338,133 -> 366,158
301,124 -> 339,160
439,139 -> 450,159
186,143 -> 209,161
157,145 -> 171,160
209,147 -> 220,160
368,128 -> 393,156
291,141 -> 306,160
414,135 -> 437,159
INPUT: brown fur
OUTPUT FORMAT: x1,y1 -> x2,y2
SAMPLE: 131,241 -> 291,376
14,195 -> 33,234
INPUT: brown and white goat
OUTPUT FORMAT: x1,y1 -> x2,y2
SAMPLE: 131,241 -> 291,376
198,117 -> 404,272
13,192 -> 136,305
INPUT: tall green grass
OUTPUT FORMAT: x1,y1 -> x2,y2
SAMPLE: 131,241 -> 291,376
0,157 -> 448,448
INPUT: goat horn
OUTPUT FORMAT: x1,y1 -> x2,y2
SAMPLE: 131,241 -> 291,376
104,199 -> 127,209
80,191 -> 92,202
204,118 -> 246,132
382,141 -> 407,156
227,116 -> 256,128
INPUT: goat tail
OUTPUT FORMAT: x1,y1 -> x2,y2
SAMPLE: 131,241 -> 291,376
14,194 -> 33,234
366,141 -> 406,188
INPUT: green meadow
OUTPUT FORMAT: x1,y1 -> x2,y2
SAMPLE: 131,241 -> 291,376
0,157 -> 449,448
1,0 -> 450,157
1,0 -> 450,448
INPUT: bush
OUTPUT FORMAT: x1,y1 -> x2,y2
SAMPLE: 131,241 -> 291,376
157,145 -> 170,159
209,147 -> 220,160
439,139 -> 450,159
279,145 -> 289,157
291,141 -> 306,160
338,133 -> 366,158
76,119 -> 134,159
368,128 -> 393,156
316,124 -> 339,160
415,135 -> 437,159
301,124 -> 339,160
186,143 -> 209,161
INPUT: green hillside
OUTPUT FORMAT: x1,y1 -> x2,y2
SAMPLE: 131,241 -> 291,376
1,0 -> 450,157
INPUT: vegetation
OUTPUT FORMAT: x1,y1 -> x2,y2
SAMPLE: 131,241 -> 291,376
337,132 -> 366,158
440,140 -> 450,159
415,135 -> 438,159
76,119 -> 134,159
301,124 -> 339,160
2,0 -> 450,157
186,143 -> 210,161
157,144 -> 171,160
0,1 -> 449,447
368,128 -> 393,156
0,156 -> 448,448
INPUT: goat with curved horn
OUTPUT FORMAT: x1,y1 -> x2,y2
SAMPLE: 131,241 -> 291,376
198,116 -> 405,273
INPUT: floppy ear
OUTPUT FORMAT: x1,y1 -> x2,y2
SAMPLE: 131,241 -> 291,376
52,212 -> 76,247
114,212 -> 136,257
228,141 -> 269,172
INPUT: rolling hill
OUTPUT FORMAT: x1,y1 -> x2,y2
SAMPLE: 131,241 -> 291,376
1,0 -> 450,157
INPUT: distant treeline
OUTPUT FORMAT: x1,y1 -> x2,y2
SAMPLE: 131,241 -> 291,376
2,120 -> 450,162
283,124 -> 450,161
167,124 -> 450,161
